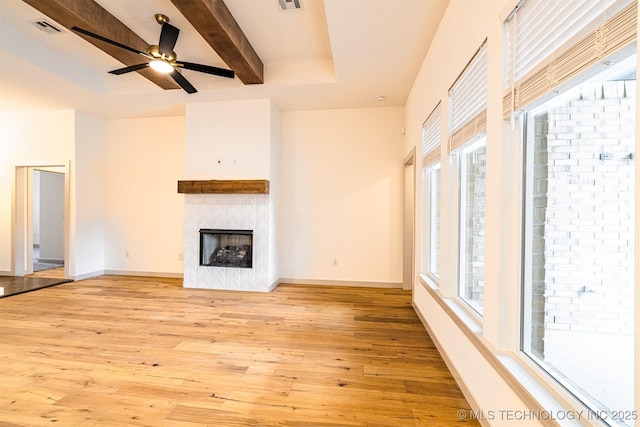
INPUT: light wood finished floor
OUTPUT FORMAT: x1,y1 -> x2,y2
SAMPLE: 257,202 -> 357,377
0,275 -> 479,426
29,267 -> 66,279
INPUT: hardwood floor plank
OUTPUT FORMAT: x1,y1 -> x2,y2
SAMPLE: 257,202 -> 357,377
0,277 -> 478,426
29,267 -> 66,279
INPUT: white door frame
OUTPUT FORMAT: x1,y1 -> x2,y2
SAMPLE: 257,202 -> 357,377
403,148 -> 416,291
12,162 -> 71,278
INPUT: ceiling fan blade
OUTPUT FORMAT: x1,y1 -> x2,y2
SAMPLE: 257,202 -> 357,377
170,70 -> 197,94
71,26 -> 145,56
179,62 -> 235,79
158,23 -> 180,56
109,63 -> 149,75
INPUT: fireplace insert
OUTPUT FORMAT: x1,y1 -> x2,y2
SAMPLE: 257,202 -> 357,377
199,229 -> 253,268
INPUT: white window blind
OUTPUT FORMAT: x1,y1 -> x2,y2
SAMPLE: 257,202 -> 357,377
422,103 -> 442,166
449,40 -> 488,153
503,0 -> 637,117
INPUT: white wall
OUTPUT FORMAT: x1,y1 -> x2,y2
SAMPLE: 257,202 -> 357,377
0,110 -> 75,274
404,0 -> 640,421
104,116 -> 185,275
38,170 -> 65,262
279,106 -> 404,285
0,109 -> 109,278
185,99 -> 274,180
1,110 -> 182,278
73,111 -> 106,278
104,101 -> 405,287
404,0 -> 539,422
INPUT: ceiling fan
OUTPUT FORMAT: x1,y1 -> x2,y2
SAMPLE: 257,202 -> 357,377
71,14 -> 235,94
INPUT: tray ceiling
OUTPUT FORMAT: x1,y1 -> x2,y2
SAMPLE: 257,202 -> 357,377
0,0 -> 449,118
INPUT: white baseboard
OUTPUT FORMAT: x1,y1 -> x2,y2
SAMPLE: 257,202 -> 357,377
70,270 -> 104,281
278,278 -> 403,289
38,258 -> 64,264
267,278 -> 280,292
0,270 -> 13,277
102,270 -> 183,279
61,272 -> 396,289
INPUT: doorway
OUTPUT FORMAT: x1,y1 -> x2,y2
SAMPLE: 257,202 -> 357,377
13,163 -> 70,278
403,148 -> 416,290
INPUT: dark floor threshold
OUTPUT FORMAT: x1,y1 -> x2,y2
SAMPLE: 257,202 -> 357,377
0,276 -> 72,298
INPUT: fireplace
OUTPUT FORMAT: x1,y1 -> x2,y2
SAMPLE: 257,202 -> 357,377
200,229 -> 252,268
179,180 -> 276,292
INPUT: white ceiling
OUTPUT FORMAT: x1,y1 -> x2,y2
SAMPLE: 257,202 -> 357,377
0,0 -> 449,119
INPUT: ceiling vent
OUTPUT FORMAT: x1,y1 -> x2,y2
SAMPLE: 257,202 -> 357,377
278,0 -> 302,11
30,19 -> 63,34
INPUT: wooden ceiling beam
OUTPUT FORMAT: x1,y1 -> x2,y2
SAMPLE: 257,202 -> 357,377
21,0 -> 180,90
170,0 -> 264,85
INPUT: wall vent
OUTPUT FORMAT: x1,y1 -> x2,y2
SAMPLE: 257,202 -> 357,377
278,0 -> 302,11
30,19 -> 63,34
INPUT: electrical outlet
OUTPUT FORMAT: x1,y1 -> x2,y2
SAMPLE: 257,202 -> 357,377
125,251 -> 129,259
332,259 -> 338,267
178,253 -> 184,261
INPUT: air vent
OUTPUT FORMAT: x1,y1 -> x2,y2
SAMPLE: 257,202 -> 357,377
278,0 -> 302,11
30,19 -> 63,34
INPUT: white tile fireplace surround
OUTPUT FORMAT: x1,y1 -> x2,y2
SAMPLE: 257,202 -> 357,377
180,180 -> 274,292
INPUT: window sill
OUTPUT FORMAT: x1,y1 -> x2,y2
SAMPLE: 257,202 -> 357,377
418,273 -> 483,332
416,274 -> 608,427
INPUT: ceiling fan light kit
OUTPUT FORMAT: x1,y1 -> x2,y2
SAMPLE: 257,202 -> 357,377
71,13 -> 235,93
149,59 -> 174,74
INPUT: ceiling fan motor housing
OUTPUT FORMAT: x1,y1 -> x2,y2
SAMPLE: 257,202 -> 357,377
147,45 -> 177,63
155,14 -> 170,25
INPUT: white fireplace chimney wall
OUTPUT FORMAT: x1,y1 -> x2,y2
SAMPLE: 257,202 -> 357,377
182,99 -> 279,291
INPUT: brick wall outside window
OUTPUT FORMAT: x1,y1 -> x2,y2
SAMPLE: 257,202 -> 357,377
463,144 -> 487,308
533,80 -> 635,338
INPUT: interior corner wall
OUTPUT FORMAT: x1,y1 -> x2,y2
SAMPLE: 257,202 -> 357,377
269,101 -> 281,285
73,111 -> 105,278
279,106 -> 404,285
0,110 -> 76,274
104,116 -> 185,276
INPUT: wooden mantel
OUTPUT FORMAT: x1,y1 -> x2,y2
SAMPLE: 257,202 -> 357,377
177,180 -> 269,194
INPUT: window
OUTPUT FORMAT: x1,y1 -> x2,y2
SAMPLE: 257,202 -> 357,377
427,164 -> 441,277
508,0 -> 637,420
423,163 -> 441,277
503,0 -> 636,119
421,103 -> 442,279
458,137 -> 487,314
521,56 -> 635,422
449,41 -> 488,314
504,0 -> 627,90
